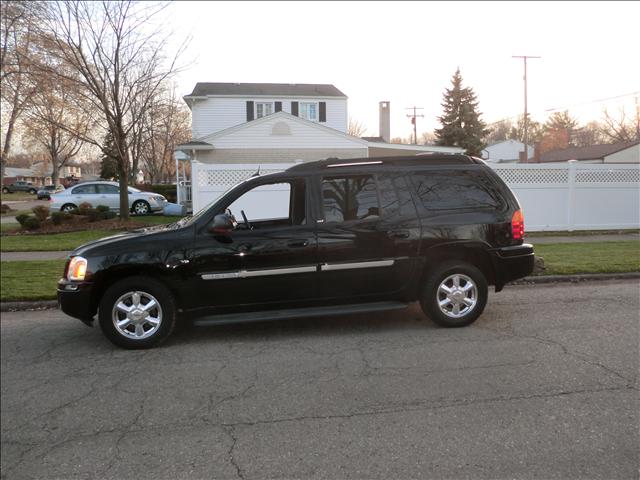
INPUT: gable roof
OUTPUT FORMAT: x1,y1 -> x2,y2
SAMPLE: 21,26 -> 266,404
540,141 -> 640,162
198,111 -> 368,146
186,82 -> 347,98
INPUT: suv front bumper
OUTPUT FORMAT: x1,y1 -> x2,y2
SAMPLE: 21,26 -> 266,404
57,279 -> 96,326
491,243 -> 535,291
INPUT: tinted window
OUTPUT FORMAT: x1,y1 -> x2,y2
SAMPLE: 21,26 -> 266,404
96,184 -> 119,194
377,174 -> 415,217
322,175 -> 379,222
411,171 -> 500,210
72,184 -> 96,194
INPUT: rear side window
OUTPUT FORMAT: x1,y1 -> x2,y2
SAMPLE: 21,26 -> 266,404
377,174 -> 415,217
72,184 -> 96,194
322,175 -> 379,222
96,184 -> 119,194
411,171 -> 501,211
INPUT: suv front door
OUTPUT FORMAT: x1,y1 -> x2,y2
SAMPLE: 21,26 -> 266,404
314,173 -> 420,301
191,176 -> 318,312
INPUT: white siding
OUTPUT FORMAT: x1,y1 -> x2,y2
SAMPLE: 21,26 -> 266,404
482,140 -> 533,162
191,97 -> 348,138
604,144 -> 640,163
207,115 -> 363,149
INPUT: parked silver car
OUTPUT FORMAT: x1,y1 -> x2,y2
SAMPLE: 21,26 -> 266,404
49,181 -> 168,215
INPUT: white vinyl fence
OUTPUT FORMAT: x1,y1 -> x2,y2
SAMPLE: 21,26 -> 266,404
191,160 -> 640,232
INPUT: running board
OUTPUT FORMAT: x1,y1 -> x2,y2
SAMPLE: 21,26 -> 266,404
192,301 -> 409,327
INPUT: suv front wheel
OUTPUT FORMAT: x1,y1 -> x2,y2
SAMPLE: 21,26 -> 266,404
420,261 -> 488,328
98,276 -> 176,349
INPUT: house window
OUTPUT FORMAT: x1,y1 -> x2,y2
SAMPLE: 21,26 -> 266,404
256,102 -> 273,118
299,102 -> 318,121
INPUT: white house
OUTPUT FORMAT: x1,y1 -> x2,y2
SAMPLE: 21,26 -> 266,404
175,83 -> 462,211
482,139 -> 533,163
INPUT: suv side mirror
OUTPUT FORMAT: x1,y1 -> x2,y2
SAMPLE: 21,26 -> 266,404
210,213 -> 235,234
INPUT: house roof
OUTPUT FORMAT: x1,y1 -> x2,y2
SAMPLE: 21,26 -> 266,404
4,167 -> 34,177
540,141 -> 640,162
186,82 -> 347,98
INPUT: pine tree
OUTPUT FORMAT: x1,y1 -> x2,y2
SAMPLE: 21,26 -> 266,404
435,68 -> 489,156
100,132 -> 119,181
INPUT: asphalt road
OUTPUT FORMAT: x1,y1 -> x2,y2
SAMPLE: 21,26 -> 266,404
1,280 -> 638,479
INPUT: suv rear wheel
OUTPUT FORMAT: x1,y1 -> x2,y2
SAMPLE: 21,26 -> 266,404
420,261 -> 488,327
98,276 -> 176,349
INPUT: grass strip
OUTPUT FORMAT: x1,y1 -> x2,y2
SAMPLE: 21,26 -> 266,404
1,260 -> 64,301
0,230 -> 117,252
535,241 -> 640,275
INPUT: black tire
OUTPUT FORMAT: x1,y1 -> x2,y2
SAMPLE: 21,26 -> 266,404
419,261 -> 488,328
2,187 -> 10,193
98,276 -> 176,349
132,200 -> 151,216
28,188 -> 37,194
61,203 -> 77,213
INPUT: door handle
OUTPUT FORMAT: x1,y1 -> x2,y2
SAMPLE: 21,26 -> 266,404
387,230 -> 410,239
287,239 -> 309,248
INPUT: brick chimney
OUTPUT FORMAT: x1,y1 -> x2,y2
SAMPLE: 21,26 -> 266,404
379,101 -> 390,143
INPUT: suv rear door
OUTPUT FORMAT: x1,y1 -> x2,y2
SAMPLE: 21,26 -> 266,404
314,172 -> 420,301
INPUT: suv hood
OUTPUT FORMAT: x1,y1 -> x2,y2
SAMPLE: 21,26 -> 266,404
71,222 -> 188,257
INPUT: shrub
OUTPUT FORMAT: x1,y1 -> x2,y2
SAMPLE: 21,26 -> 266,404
32,205 -> 49,222
51,212 -> 67,225
78,202 -> 92,215
15,213 -> 30,226
22,217 -> 41,230
136,184 -> 177,203
96,205 -> 110,213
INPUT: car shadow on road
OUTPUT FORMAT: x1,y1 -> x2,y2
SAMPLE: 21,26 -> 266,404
169,302 -> 435,347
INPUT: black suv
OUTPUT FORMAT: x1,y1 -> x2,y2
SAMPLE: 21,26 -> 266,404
58,155 -> 534,348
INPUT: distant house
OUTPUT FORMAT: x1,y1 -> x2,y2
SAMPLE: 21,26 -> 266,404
482,139 -> 533,163
175,83 -> 462,207
3,163 -> 83,186
537,141 -> 640,163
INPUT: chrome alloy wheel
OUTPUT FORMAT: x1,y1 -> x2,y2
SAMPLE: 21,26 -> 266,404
437,274 -> 478,319
112,291 -> 162,339
133,201 -> 150,215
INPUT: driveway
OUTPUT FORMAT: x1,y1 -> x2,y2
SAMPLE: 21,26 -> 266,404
1,280 -> 637,479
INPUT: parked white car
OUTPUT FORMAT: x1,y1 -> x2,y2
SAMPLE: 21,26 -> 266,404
49,181 -> 168,215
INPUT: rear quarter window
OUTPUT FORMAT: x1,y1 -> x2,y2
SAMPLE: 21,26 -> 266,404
410,170 -> 503,211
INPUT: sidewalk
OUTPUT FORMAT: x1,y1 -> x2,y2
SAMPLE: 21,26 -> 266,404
1,251 -> 71,262
1,232 -> 636,262
526,232 -> 639,244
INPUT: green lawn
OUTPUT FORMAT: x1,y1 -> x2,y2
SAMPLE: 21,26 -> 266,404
1,260 -> 65,301
1,191 -> 37,202
535,241 -> 640,275
0,223 -> 20,233
0,230 -> 118,251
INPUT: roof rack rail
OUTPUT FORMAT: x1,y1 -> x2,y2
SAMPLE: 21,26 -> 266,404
286,154 -> 476,172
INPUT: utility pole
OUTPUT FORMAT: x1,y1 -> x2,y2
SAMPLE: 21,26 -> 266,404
406,107 -> 424,144
512,55 -> 540,162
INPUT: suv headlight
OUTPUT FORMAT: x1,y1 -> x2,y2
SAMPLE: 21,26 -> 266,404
67,256 -> 88,281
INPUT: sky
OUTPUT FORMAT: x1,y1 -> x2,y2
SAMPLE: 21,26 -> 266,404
158,1 -> 638,140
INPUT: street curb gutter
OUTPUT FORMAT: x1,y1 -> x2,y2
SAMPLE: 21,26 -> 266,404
1,272 -> 639,312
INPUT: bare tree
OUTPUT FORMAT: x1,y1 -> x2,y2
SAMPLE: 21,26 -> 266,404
347,117 -> 367,137
140,86 -> 190,184
419,131 -> 436,145
42,1 -> 187,219
23,66 -> 92,186
572,121 -> 608,147
600,105 -> 640,143
0,1 -> 41,182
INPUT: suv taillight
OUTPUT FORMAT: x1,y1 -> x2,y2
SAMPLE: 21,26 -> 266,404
511,209 -> 525,240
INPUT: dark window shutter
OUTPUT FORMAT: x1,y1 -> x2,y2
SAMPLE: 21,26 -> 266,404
319,102 -> 326,122
291,101 -> 298,116
246,101 -> 254,121
275,101 -> 282,112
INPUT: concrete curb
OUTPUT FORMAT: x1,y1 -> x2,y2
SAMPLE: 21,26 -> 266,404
2,272 -> 639,312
